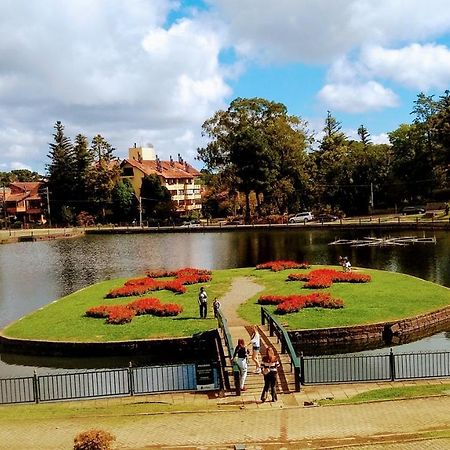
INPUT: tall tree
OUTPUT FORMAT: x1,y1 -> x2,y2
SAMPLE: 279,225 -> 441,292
198,97 -> 310,219
89,134 -> 120,221
357,125 -> 372,147
73,134 -> 93,213
111,179 -> 138,222
46,121 -> 75,224
140,174 -> 174,222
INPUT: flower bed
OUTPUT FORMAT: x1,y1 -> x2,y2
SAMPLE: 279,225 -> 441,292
86,297 -> 183,325
258,292 -> 343,314
106,267 -> 210,298
288,268 -> 371,289
256,260 -> 310,272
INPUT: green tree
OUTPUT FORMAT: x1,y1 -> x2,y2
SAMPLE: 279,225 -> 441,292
198,97 -> 310,219
357,125 -> 372,148
89,134 -> 120,221
111,179 -> 137,222
46,121 -> 75,224
140,174 -> 175,222
73,134 -> 93,213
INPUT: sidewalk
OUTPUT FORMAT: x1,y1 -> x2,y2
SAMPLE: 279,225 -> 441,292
1,380 -> 450,449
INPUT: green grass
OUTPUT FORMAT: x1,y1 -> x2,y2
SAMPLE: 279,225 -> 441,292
319,382 -> 450,405
3,265 -> 450,341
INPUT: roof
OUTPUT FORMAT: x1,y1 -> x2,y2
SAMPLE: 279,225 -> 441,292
122,158 -> 201,179
1,182 -> 44,202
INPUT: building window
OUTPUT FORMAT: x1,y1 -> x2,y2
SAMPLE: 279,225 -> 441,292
122,167 -> 133,177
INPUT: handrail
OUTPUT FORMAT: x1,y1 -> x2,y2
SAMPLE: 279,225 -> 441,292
217,309 -> 241,395
261,307 -> 301,391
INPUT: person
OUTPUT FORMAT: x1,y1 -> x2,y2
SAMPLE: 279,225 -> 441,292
212,297 -> 221,318
343,257 -> 352,272
260,347 -> 280,402
247,326 -> 261,373
338,256 -> 344,270
233,338 -> 248,391
198,286 -> 208,318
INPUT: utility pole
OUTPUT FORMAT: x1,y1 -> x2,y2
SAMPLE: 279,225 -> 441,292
139,196 -> 142,227
369,182 -> 374,214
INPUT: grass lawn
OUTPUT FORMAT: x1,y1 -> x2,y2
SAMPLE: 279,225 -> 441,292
3,265 -> 450,342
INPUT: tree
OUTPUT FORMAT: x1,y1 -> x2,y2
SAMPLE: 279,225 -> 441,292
88,134 -> 120,221
46,121 -> 75,224
111,179 -> 138,222
198,97 -> 310,219
357,125 -> 371,147
140,174 -> 175,222
73,134 -> 93,213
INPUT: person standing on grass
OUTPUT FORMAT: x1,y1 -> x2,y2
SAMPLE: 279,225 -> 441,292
247,326 -> 261,373
198,286 -> 208,318
233,338 -> 248,391
260,347 -> 280,402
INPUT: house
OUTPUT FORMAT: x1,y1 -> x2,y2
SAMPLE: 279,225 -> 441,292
120,145 -> 202,214
0,182 -> 46,225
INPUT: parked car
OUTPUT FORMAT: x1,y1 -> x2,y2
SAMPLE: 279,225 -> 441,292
288,212 -> 314,223
225,217 -> 244,225
315,213 -> 339,222
401,206 -> 426,215
180,220 -> 201,227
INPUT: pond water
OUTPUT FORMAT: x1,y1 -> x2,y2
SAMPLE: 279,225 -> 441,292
0,228 -> 449,376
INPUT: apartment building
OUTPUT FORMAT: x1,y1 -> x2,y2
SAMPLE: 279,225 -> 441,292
120,145 -> 202,214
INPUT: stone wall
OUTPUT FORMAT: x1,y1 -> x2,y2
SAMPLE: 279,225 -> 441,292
289,305 -> 450,355
0,330 -> 220,364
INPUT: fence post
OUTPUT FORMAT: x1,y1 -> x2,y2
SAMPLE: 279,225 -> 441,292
299,352 -> 305,385
389,348 -> 396,381
32,370 -> 40,404
261,307 -> 265,326
234,369 -> 241,396
294,365 -> 301,392
128,362 -> 134,396
269,318 -> 274,337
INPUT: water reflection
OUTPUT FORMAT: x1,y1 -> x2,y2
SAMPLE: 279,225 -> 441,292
0,228 -> 449,375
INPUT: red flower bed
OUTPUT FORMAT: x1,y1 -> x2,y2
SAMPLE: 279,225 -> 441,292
256,261 -> 310,272
258,292 -> 343,314
152,303 -> 183,316
128,297 -> 161,315
105,306 -> 136,324
106,267 -> 210,298
287,268 -> 371,289
85,305 -> 113,318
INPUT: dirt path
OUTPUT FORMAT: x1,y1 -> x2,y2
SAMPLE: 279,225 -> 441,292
219,276 -> 265,326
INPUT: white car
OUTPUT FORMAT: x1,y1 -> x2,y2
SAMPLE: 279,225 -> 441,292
289,212 -> 314,223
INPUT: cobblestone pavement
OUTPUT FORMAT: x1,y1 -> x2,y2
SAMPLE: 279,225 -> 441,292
0,393 -> 450,449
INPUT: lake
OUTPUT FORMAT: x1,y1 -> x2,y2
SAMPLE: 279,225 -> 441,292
0,227 -> 449,376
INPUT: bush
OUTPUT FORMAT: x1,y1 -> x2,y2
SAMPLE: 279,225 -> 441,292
256,260 -> 310,272
287,268 -> 371,289
73,429 -> 116,450
105,306 -> 135,324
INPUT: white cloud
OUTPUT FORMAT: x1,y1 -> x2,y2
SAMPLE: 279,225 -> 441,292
318,81 -> 398,113
362,44 -> 450,90
209,0 -> 450,64
0,0 -> 232,173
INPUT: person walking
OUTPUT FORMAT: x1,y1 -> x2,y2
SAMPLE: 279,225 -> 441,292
343,257 -> 352,272
233,338 -> 248,391
260,347 -> 280,402
247,326 -> 261,373
198,286 -> 208,318
212,297 -> 221,318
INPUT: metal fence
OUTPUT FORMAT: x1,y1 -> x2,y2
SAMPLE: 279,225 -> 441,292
302,349 -> 450,384
0,363 -> 218,405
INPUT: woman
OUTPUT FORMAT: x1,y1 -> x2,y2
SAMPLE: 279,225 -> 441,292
233,338 -> 248,391
247,326 -> 261,374
260,347 -> 280,402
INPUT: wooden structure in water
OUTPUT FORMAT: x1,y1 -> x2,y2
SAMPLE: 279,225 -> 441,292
328,236 -> 437,247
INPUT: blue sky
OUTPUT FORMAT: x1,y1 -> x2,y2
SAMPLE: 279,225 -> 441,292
1,0 -> 450,173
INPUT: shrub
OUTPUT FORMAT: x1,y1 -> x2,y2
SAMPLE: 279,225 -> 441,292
128,297 -> 161,315
256,261 -> 310,272
258,295 -> 289,305
105,306 -> 135,324
153,303 -> 183,316
287,268 -> 371,289
73,429 -> 116,450
275,292 -> 344,314
85,306 -> 112,318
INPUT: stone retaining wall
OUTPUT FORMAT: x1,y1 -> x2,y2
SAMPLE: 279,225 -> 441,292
0,330 -> 220,363
289,305 -> 450,355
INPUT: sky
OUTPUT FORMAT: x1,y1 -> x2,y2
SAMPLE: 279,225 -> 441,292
1,0 -> 450,174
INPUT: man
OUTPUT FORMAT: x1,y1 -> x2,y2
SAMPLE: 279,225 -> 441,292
198,286 -> 208,318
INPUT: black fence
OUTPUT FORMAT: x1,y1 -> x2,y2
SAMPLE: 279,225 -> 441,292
0,362 -> 219,405
302,349 -> 450,384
